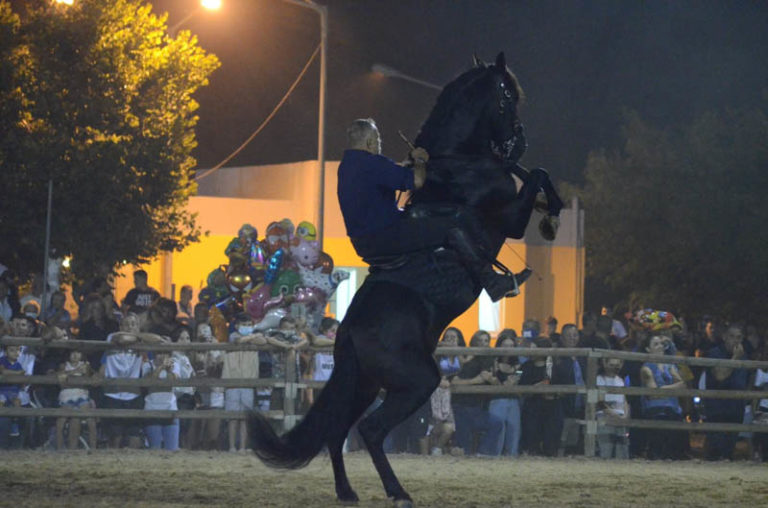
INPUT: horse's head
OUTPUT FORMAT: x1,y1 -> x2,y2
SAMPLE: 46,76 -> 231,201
415,52 -> 526,163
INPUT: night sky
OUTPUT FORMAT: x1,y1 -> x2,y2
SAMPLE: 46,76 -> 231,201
152,0 -> 768,184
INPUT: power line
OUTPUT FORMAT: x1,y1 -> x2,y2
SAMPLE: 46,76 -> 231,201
195,43 -> 321,182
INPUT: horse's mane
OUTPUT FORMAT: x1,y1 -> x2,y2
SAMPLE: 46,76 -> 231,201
414,66 -> 487,154
414,61 -> 524,158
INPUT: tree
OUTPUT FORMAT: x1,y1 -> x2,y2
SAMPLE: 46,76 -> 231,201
0,0 -> 219,282
572,103 -> 768,326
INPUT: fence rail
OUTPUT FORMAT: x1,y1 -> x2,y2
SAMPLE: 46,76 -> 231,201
1,336 -> 767,456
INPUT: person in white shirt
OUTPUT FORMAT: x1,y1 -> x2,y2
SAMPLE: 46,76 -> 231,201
596,357 -> 630,459
142,352 -> 181,450
100,313 -> 165,449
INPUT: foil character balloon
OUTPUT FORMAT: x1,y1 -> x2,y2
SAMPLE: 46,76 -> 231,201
295,221 -> 317,242
225,224 -> 258,268
226,269 -> 253,293
318,252 -> 334,274
252,307 -> 288,331
263,221 -> 292,257
271,269 -> 301,298
198,266 -> 230,307
208,305 -> 230,343
246,284 -> 285,323
263,249 -> 285,284
290,238 -> 320,268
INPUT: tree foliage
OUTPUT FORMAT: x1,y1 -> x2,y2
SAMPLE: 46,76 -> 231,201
571,102 -> 768,325
0,0 -> 219,281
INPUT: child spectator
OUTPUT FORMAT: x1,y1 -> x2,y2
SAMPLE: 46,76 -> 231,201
0,344 -> 25,445
265,316 -> 308,411
596,358 -> 630,459
171,327 -> 196,448
100,313 -> 164,449
3,317 -> 37,447
224,314 -> 266,452
55,349 -> 97,450
192,322 -> 224,450
303,317 -> 338,406
428,329 -> 462,455
142,351 -> 180,451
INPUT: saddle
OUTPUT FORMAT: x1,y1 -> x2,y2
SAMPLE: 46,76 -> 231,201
362,203 -> 461,271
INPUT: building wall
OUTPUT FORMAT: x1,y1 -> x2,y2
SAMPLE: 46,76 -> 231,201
115,161 -> 584,337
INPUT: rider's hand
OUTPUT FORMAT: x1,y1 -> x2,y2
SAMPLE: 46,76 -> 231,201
409,147 -> 429,164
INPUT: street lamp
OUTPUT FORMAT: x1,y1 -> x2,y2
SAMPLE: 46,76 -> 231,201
371,63 -> 442,91
280,0 -> 327,250
169,0 -> 222,34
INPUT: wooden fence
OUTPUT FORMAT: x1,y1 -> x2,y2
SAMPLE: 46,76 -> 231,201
1,336 -> 767,456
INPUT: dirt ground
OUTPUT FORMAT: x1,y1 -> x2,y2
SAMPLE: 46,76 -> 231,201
0,450 -> 766,507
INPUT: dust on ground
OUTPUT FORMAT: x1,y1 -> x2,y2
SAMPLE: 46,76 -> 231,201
0,450 -> 766,507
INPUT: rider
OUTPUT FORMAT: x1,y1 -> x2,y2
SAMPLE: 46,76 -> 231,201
337,118 -> 531,302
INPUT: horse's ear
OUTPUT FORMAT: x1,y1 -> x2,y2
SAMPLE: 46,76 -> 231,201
472,53 -> 485,68
495,52 -> 506,70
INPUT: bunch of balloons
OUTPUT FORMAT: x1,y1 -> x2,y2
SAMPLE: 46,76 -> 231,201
199,219 -> 349,333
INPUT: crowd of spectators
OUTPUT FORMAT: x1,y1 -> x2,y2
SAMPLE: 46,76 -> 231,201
1,263 -> 766,461
395,308 -> 767,462
0,267 -> 339,452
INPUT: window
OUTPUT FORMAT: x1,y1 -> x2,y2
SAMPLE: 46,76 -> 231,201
478,289 -> 500,332
331,267 -> 359,322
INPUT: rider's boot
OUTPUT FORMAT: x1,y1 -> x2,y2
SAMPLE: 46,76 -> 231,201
446,228 -> 532,302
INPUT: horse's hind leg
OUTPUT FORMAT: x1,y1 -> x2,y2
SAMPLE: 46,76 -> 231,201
328,382 -> 380,505
357,357 -> 440,505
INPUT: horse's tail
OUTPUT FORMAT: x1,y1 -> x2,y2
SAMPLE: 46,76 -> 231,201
248,330 -> 359,469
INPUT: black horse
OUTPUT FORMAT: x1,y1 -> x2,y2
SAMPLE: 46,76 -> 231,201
249,52 -> 563,507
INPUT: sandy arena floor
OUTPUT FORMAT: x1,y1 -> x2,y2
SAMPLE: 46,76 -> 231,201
0,450 -> 766,507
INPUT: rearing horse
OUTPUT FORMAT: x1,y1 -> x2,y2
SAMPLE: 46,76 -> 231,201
248,52 -> 563,507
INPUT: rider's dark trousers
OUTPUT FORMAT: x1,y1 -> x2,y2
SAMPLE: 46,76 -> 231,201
350,211 -> 487,260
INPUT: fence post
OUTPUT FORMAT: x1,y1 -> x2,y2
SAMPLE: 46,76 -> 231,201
282,349 -> 297,432
583,352 -> 598,457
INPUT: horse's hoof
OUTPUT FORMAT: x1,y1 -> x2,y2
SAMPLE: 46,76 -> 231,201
393,499 -> 414,508
337,490 -> 359,506
539,215 -> 559,241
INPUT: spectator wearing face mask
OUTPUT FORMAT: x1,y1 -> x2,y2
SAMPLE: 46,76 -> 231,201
302,317 -> 339,406
224,314 -> 266,452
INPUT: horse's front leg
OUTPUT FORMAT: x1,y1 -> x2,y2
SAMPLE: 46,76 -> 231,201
500,167 -> 549,238
501,168 -> 563,240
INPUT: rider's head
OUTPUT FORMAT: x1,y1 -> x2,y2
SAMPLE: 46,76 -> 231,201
347,118 -> 381,155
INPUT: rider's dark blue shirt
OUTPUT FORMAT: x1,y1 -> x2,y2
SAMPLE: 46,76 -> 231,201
337,149 -> 414,238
